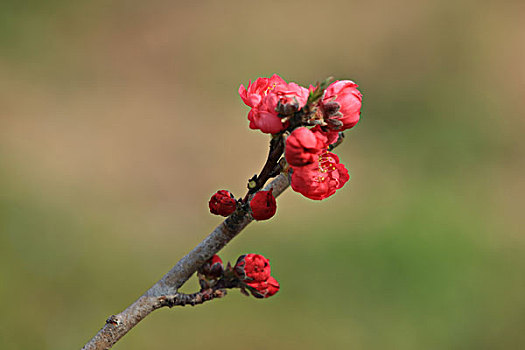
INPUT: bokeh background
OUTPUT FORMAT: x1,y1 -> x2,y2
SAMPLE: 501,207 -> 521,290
1,0 -> 524,349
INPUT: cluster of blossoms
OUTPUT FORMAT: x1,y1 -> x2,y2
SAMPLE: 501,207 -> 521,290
239,75 -> 361,136
209,75 -> 362,215
204,75 -> 362,300
198,253 -> 279,299
240,75 -> 361,201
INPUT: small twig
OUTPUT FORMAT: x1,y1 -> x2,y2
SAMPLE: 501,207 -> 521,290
159,289 -> 227,308
245,134 -> 285,200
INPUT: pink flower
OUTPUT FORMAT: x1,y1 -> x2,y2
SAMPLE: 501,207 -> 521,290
239,74 -> 286,108
286,127 -> 322,167
285,126 -> 335,167
234,253 -> 272,282
249,189 -> 277,221
239,75 -> 309,134
246,276 -> 280,298
322,80 -> 362,131
291,151 -> 350,200
208,190 -> 237,217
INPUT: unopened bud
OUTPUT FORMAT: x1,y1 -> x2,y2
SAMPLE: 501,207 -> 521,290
209,190 -> 236,217
198,254 -> 224,279
250,189 -> 277,221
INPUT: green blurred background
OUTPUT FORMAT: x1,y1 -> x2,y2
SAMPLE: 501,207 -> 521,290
1,0 -> 524,349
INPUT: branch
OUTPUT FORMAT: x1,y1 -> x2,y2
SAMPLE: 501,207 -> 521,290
246,134 -> 285,197
81,132 -> 345,350
160,289 -> 228,307
81,174 -> 291,350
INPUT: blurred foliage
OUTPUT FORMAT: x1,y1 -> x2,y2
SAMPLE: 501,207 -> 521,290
1,0 -> 524,349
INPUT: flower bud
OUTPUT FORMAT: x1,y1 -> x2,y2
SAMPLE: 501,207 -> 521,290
250,189 -> 276,221
234,253 -> 271,282
246,276 -> 280,298
208,190 -> 237,217
198,254 -> 224,279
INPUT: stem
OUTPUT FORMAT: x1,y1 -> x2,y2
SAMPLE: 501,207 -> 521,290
245,134 -> 285,200
159,289 -> 228,308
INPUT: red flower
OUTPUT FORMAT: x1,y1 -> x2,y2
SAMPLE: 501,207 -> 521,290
322,80 -> 362,131
250,189 -> 277,221
246,276 -> 280,298
208,190 -> 237,217
291,151 -> 350,200
234,253 -> 272,282
239,75 -> 309,134
285,126 -> 334,167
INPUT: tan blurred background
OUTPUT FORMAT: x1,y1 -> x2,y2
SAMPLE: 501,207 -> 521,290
1,0 -> 524,349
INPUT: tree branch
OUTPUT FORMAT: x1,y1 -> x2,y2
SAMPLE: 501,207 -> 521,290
81,173 -> 291,350
81,132 -> 345,350
246,134 -> 285,196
